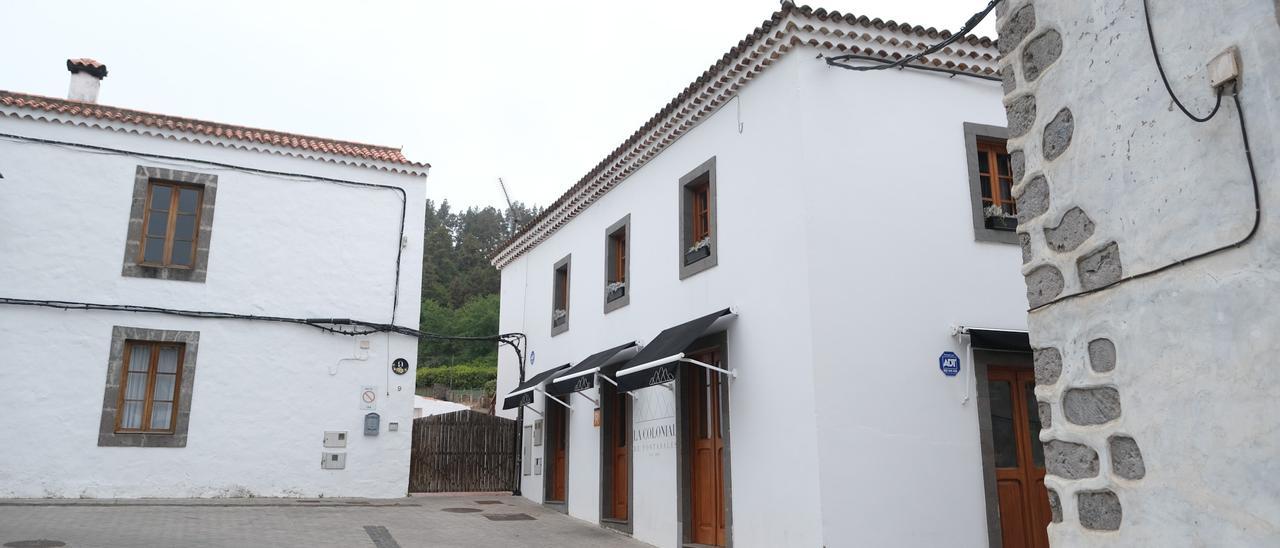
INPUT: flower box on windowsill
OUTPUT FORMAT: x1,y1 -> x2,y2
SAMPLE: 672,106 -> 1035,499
984,216 -> 1019,231
684,245 -> 711,265
606,283 -> 627,302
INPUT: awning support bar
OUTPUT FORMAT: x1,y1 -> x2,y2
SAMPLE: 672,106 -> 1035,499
523,404 -> 543,417
596,373 -> 619,387
538,388 -> 572,410
680,358 -> 736,378
575,391 -> 599,406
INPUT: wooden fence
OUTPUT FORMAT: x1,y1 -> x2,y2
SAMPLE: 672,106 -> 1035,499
409,410 -> 517,493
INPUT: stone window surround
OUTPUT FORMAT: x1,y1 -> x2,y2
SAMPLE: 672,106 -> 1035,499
678,156 -> 719,280
121,165 -> 218,283
551,254 -> 571,337
98,326 -> 200,448
604,214 -> 631,314
963,123 -> 1020,245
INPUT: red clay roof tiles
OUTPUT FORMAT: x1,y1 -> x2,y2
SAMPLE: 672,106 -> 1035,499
0,90 -> 428,170
490,2 -> 998,265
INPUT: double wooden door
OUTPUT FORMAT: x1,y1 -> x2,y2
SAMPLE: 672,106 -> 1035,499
547,401 -> 568,502
686,349 -> 726,546
988,367 -> 1050,548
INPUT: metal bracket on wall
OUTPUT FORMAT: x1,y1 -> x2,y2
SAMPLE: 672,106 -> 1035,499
538,388 -> 572,411
575,391 -> 599,406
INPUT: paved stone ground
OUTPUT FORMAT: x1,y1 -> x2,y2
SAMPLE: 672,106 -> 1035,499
0,494 -> 648,548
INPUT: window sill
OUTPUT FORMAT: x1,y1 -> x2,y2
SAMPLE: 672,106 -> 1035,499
683,246 -> 712,265
983,217 -> 1019,232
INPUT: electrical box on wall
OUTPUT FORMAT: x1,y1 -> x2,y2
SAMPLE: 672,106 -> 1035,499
323,431 -> 347,448
364,413 -> 380,436
321,452 -> 346,470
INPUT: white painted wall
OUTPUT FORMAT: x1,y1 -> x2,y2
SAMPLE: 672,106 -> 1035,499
0,116 -> 426,498
1005,1 -> 1280,545
496,46 -> 1019,547
796,57 -> 1021,547
498,51 -> 824,548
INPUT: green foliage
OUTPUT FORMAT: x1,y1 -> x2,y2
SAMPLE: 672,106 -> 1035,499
415,360 -> 497,390
416,199 -> 541,390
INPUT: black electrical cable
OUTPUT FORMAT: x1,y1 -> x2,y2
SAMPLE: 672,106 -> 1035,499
823,53 -> 1002,81
1142,0 -> 1223,123
0,297 -> 530,368
823,0 -> 1002,77
0,131 -> 412,326
1028,0 -> 1261,313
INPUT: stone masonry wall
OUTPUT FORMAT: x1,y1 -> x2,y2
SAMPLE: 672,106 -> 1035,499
998,0 -> 1280,545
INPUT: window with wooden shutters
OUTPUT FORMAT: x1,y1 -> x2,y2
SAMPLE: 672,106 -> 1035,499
139,181 -> 203,268
117,341 -> 185,433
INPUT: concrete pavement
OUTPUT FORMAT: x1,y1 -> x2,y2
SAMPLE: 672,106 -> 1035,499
0,494 -> 649,548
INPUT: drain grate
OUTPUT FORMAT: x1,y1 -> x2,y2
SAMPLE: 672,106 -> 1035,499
4,541 -> 67,548
474,500 -> 503,505
441,507 -> 483,513
344,500 -> 371,505
297,499 -> 323,503
484,513 -> 535,521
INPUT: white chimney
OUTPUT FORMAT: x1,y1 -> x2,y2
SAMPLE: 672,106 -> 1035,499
66,58 -> 107,103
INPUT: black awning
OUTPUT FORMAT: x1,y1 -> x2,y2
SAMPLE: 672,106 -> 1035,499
616,308 -> 732,392
968,328 -> 1031,352
501,363 -> 570,410
545,341 -> 639,396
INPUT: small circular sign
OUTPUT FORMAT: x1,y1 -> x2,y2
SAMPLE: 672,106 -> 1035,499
362,389 -> 377,403
391,358 -> 409,375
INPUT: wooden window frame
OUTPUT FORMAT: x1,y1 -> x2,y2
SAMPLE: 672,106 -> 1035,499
976,140 -> 1017,226
98,326 -> 200,448
678,157 -> 718,279
137,180 -> 204,269
122,166 -> 218,283
604,215 -> 631,313
691,183 -> 711,243
115,340 -> 186,434
612,231 -> 627,284
963,123 -> 1020,244
551,254 -> 571,336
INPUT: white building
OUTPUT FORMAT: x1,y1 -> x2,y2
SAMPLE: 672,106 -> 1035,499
0,59 -> 428,499
413,395 -> 470,419
493,4 -> 1043,548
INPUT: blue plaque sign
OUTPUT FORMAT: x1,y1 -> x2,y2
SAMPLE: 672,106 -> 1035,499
939,351 -> 961,377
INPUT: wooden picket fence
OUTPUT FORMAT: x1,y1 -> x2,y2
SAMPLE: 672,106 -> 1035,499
409,410 -> 518,493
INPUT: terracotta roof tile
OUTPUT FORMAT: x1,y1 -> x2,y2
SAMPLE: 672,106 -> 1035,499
0,90 -> 428,170
489,1 -> 997,266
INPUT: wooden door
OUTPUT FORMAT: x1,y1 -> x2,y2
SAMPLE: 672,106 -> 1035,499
988,367 -> 1050,548
548,403 -> 568,502
687,349 -> 726,546
610,391 -> 629,520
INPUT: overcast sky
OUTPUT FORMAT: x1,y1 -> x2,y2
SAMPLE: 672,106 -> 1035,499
1,0 -> 996,211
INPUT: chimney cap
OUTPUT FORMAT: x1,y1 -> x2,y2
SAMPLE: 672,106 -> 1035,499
67,58 -> 108,79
